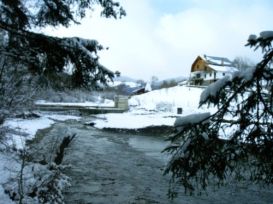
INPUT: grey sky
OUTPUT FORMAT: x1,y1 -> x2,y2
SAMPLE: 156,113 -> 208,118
44,0 -> 273,80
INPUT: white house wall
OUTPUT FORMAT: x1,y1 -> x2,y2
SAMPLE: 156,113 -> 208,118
191,71 -> 233,81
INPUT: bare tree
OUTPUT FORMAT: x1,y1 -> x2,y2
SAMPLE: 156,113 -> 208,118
233,56 -> 255,70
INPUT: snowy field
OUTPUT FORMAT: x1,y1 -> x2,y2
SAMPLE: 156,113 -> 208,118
94,86 -> 211,129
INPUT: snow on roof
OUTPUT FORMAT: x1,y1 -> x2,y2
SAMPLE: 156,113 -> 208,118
204,55 -> 233,66
209,65 -> 238,73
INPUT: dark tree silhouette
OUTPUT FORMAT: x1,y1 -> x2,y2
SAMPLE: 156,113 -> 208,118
164,31 -> 273,196
0,0 -> 125,88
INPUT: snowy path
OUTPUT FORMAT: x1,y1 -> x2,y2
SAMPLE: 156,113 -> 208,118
33,120 -> 273,204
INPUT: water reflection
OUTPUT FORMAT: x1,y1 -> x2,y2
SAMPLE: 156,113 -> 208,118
128,135 -> 170,162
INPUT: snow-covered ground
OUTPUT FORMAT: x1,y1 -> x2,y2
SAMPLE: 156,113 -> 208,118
3,114 -> 81,150
2,86 -> 208,148
129,86 -> 203,113
0,113 -> 81,203
2,84 -> 272,202
94,86 -> 211,129
0,85 -> 210,202
33,86 -> 210,130
94,112 -> 176,129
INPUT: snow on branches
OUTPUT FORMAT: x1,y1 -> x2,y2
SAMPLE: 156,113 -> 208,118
0,0 -> 124,88
174,112 -> 210,129
165,30 -> 273,196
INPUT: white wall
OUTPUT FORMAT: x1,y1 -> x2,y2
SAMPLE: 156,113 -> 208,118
191,71 -> 233,82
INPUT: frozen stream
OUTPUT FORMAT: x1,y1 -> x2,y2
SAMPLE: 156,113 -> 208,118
36,119 -> 273,204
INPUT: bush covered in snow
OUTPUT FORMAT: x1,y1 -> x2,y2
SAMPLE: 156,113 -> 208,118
3,132 -> 75,204
4,161 -> 71,204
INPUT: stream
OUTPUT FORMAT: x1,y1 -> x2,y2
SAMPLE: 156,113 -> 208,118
34,118 -> 273,204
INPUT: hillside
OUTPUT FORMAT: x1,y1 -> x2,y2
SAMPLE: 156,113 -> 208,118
94,85 -> 210,129
129,86 -> 203,114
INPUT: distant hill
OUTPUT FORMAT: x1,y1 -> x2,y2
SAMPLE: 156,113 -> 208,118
113,76 -> 138,83
160,76 -> 188,83
107,76 -> 144,95
152,76 -> 188,89
107,75 -> 188,95
129,85 -> 203,114
109,76 -> 142,88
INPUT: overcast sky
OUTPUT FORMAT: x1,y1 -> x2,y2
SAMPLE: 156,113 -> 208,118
44,0 -> 273,81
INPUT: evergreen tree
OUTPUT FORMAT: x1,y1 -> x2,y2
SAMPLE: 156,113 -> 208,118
164,31 -> 273,196
0,0 -> 125,88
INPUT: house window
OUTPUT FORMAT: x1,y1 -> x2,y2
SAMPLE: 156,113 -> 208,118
196,73 -> 201,78
209,73 -> 212,77
204,73 -> 206,78
222,73 -> 225,76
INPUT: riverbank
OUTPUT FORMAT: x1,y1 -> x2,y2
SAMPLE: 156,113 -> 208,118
44,119 -> 273,204
1,111 -> 273,203
0,112 -> 81,203
100,125 -> 174,136
0,110 -> 178,203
